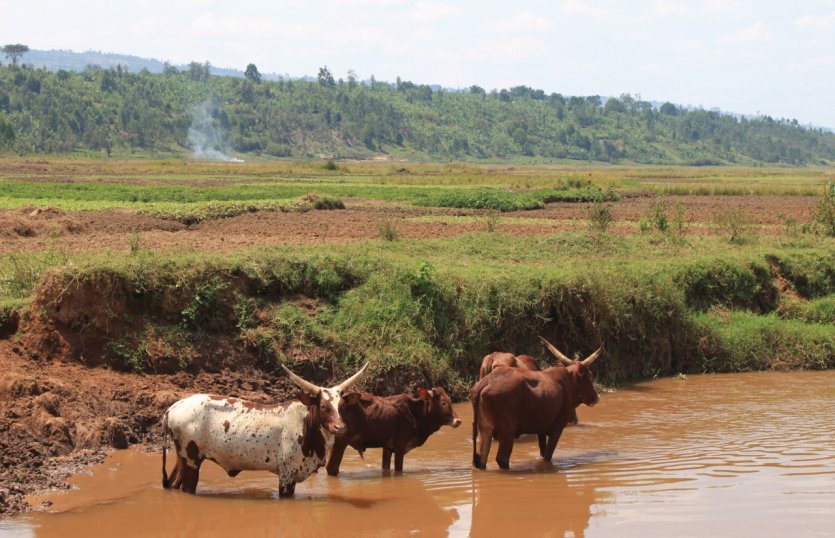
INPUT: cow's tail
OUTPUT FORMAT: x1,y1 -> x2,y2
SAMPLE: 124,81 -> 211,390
161,411 -> 171,489
471,381 -> 482,469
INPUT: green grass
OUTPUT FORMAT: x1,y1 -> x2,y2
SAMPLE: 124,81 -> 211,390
3,232 -> 833,394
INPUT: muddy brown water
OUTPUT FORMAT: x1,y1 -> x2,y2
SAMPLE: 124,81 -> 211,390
4,371 -> 834,537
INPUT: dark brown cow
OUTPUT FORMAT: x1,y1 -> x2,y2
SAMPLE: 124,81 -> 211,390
471,338 -> 602,470
479,349 -> 578,426
326,387 -> 462,476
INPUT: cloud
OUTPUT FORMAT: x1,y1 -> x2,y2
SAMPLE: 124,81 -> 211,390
700,0 -> 750,16
560,0 -> 612,18
482,10 -> 555,33
649,1 -> 688,17
460,36 -> 549,62
405,1 -> 465,23
719,21 -> 773,45
188,12 -> 284,39
794,11 -> 835,29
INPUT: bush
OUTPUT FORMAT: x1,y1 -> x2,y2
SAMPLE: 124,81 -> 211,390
377,218 -> 399,241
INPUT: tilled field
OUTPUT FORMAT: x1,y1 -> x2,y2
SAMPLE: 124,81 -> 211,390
0,194 -> 818,254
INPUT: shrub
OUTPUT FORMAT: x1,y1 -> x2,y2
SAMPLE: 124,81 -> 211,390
587,200 -> 614,235
813,181 -> 835,237
713,208 -> 755,244
377,218 -> 399,241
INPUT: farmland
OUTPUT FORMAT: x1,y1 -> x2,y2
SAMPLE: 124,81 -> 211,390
1,158 -> 834,515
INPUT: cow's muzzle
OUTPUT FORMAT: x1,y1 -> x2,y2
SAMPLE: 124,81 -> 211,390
330,423 -> 347,435
450,418 -> 462,428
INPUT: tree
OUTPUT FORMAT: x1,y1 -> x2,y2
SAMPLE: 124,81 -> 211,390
3,44 -> 29,66
347,69 -> 358,89
245,63 -> 261,83
317,66 -> 335,87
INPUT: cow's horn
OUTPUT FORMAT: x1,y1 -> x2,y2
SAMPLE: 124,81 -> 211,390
334,362 -> 369,393
581,345 -> 604,367
281,364 -> 321,396
539,336 -> 574,366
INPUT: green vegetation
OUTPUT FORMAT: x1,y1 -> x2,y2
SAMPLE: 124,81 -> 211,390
1,63 -> 834,164
2,232 -> 833,395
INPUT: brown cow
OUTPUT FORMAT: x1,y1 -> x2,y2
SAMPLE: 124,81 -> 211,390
471,337 -> 602,470
479,352 -> 540,379
326,387 -> 462,476
479,349 -> 578,426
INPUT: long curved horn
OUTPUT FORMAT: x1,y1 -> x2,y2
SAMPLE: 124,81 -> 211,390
281,364 -> 321,395
539,336 -> 574,366
581,345 -> 604,367
334,362 -> 369,393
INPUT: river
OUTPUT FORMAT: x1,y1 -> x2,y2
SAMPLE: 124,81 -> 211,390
4,371 -> 834,537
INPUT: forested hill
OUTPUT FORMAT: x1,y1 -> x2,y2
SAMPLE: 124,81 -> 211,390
1,63 -> 834,165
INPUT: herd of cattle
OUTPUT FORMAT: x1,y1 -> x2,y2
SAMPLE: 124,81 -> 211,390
161,337 -> 603,496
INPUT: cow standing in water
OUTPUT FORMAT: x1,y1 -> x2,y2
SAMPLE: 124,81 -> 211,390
326,387 -> 461,476
161,363 -> 367,497
472,338 -> 603,470
479,347 -> 578,426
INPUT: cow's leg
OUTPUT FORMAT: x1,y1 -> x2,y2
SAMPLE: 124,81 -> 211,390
537,434 -> 547,458
495,432 -> 514,470
542,427 -> 565,462
475,426 -> 493,470
279,480 -> 296,497
326,438 -> 348,476
382,448 -> 393,471
179,440 -> 204,493
179,461 -> 202,494
393,452 -> 405,472
168,455 -> 184,489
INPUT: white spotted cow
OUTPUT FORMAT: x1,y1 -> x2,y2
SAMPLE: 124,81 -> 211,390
161,363 -> 368,497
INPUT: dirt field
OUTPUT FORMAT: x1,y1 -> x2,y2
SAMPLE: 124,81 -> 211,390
0,193 -> 822,517
0,194 -> 818,254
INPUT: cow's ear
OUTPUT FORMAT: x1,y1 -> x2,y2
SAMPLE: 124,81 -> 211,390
342,392 -> 362,406
297,391 -> 316,406
417,388 -> 430,400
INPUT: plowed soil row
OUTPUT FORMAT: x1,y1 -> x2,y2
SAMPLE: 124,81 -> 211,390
0,195 -> 818,254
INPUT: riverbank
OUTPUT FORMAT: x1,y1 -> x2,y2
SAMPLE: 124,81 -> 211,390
2,161 -> 834,516
2,232 -> 833,516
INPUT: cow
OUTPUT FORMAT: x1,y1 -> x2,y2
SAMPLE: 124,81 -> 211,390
325,387 -> 462,476
479,352 -> 540,379
161,362 -> 368,497
479,349 -> 579,426
471,337 -> 602,470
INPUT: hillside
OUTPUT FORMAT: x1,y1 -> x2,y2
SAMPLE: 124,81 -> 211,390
1,61 -> 834,164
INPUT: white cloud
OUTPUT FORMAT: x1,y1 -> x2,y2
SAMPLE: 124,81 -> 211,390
460,36 -> 549,61
700,0 -> 749,16
560,0 -> 612,18
650,1 -> 688,17
188,13 -> 283,39
405,1 -> 465,23
482,10 -> 555,33
719,21 -> 772,44
794,11 -> 835,29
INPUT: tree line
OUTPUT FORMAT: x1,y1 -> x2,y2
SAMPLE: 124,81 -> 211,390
0,61 -> 833,165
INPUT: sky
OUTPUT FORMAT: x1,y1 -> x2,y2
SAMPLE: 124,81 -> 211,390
2,0 -> 834,128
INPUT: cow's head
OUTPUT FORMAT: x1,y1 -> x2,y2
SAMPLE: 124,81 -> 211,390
282,363 -> 368,435
418,387 -> 462,428
539,336 -> 603,407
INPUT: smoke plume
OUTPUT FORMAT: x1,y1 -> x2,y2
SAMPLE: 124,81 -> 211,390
188,100 -> 243,162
